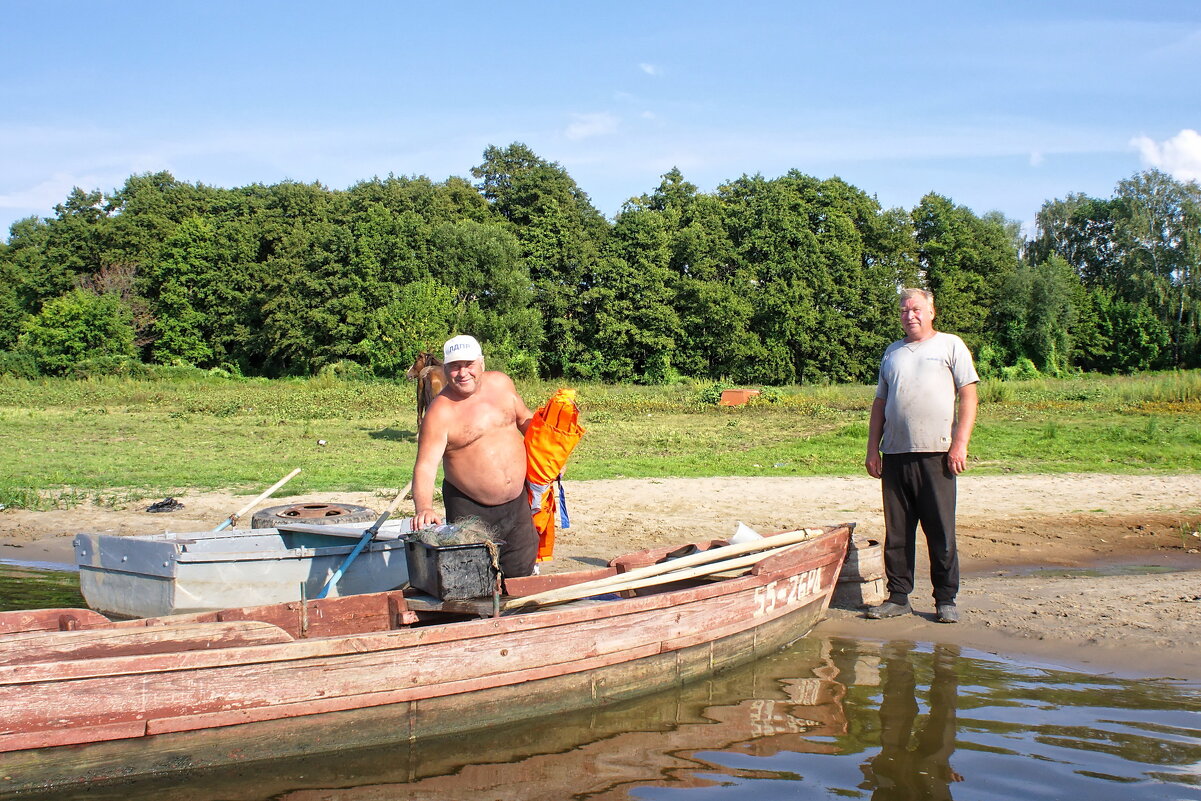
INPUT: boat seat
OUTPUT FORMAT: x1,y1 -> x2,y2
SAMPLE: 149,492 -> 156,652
403,593 -> 499,618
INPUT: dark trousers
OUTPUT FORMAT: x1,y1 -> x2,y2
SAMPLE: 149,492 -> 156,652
881,453 -> 959,604
442,479 -> 538,580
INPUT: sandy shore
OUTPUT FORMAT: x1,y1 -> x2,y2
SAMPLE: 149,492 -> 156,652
2,473 -> 1198,680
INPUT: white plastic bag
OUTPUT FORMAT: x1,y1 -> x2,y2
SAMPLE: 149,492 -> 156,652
730,521 -> 763,544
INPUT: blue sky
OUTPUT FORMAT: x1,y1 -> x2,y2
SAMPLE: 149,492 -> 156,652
2,1 -> 1199,241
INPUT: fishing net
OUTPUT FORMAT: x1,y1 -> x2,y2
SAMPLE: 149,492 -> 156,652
411,516 -> 502,573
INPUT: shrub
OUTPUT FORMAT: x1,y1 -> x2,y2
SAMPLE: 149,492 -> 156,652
1000,358 -> 1042,381
751,386 -> 783,404
19,290 -> 136,376
69,356 -> 151,379
0,350 -> 40,379
318,360 -> 374,382
696,382 -> 735,405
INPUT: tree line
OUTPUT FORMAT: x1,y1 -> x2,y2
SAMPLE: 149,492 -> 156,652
1,142 -> 1198,384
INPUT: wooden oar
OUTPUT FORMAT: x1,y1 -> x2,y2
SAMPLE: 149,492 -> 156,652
315,481 -> 412,600
212,468 -> 302,531
503,527 -> 825,611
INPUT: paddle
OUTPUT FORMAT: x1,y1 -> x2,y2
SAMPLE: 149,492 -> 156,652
503,527 -> 826,611
314,481 -> 412,600
212,468 -> 302,531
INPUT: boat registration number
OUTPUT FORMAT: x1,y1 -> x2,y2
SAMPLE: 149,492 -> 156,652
753,568 -> 822,617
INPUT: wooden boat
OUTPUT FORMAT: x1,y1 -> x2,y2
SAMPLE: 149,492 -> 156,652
0,523 -> 851,794
72,522 -> 413,618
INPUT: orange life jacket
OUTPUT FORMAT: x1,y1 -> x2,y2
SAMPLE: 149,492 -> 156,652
524,388 -> 584,561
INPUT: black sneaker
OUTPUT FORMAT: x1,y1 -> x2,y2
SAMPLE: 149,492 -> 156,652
936,603 -> 959,624
865,600 -> 911,619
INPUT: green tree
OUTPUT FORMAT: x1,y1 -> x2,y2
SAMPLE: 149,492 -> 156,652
143,217 -> 217,365
991,256 -> 1079,374
1113,170 -> 1201,367
1029,194 -> 1123,287
430,219 -> 541,363
18,289 -> 135,375
578,206 -> 683,382
472,143 -> 608,376
912,194 -> 1021,349
353,278 -> 457,377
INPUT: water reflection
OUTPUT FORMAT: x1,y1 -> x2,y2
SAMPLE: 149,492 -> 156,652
0,563 -> 83,611
862,642 -> 962,800
4,635 -> 1200,801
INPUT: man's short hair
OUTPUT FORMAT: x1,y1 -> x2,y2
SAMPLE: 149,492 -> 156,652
899,288 -> 935,308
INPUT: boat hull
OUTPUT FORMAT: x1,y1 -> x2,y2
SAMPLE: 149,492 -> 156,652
0,525 -> 850,794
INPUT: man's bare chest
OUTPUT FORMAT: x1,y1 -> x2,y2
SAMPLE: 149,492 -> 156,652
446,404 -> 515,450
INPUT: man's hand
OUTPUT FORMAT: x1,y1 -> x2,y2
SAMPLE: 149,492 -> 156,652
414,509 -> 442,529
945,443 -> 969,475
865,397 -> 886,479
865,452 -> 883,479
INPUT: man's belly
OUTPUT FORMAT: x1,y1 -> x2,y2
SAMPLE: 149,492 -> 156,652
443,439 -> 526,506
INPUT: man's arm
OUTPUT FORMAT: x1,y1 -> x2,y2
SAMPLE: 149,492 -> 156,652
865,396 -> 886,479
412,403 -> 450,528
499,373 -> 535,435
515,393 -> 534,435
946,382 -> 978,475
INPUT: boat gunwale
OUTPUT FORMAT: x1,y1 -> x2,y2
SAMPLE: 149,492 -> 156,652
0,526 -> 850,686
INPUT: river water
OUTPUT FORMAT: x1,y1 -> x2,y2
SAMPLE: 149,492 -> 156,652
3,565 -> 1199,801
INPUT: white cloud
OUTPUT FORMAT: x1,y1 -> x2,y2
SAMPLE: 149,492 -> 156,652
638,63 -> 660,76
564,113 -> 619,141
1029,151 -> 1044,167
1131,129 -> 1201,182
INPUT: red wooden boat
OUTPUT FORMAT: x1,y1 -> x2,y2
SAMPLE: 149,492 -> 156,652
0,524 -> 851,794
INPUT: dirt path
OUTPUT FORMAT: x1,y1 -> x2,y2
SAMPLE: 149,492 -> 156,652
2,473 -> 1199,680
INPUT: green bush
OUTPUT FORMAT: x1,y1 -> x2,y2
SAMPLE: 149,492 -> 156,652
751,386 -> 783,404
696,382 -> 735,405
0,350 -> 40,379
318,360 -> 374,382
976,379 -> 1012,404
69,356 -> 152,380
18,290 -> 136,376
1001,358 -> 1042,381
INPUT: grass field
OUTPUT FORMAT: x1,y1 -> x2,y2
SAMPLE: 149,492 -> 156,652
1,370 -> 1199,510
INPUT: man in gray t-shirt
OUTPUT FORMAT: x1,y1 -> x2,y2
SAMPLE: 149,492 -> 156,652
864,289 -> 979,624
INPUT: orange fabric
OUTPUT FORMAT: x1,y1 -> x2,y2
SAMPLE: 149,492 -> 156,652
524,388 -> 584,561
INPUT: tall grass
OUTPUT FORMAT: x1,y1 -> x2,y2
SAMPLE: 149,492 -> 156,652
0,370 -> 1197,510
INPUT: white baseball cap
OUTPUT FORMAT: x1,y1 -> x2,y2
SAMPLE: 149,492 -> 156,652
443,334 -> 483,363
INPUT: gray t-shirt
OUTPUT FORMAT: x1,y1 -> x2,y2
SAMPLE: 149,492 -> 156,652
875,331 -> 979,454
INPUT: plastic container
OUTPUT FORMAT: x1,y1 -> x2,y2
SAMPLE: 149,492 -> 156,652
405,540 -> 497,600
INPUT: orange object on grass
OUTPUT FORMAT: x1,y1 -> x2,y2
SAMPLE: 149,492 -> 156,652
718,389 -> 760,406
524,388 -> 585,561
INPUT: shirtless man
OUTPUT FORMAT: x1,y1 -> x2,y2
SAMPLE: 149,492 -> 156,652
412,335 -> 538,579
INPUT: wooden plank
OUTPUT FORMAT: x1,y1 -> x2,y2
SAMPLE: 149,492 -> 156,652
0,720 -> 147,752
0,608 -> 111,635
403,594 -> 497,616
143,640 -> 664,737
505,528 -> 828,609
0,620 -> 294,666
